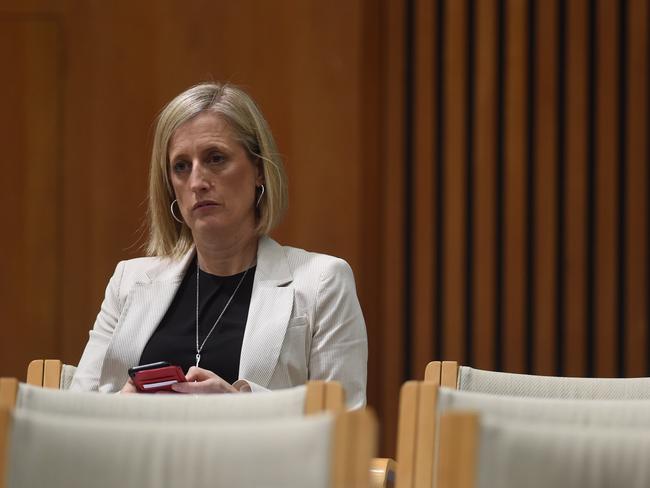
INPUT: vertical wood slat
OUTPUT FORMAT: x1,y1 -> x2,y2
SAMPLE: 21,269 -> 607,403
412,0 -> 437,378
380,0 -> 406,458
472,0 -> 498,371
0,18 -> 61,380
563,0 -> 589,377
442,0 -> 468,363
503,0 -> 529,373
625,0 -> 648,377
594,0 -> 619,377
533,0 -> 559,375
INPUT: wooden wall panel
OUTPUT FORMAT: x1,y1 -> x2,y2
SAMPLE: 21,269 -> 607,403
472,0 -> 498,371
412,0 -> 437,377
441,0 -> 468,364
563,0 -> 589,377
532,0 -> 558,375
594,0 -> 619,377
380,0 -> 406,458
625,0 -> 649,377
0,16 -> 61,379
408,0 -> 648,382
502,0 -> 529,374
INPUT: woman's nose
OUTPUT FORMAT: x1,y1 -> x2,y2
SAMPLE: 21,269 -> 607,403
189,164 -> 210,191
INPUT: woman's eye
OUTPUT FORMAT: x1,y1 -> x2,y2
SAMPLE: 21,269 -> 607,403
172,161 -> 190,173
209,153 -> 225,164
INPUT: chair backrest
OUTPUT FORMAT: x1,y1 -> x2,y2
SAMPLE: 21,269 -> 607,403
15,382 -> 309,420
396,380 -> 650,488
24,359 -> 344,414
21,361 -> 393,486
0,406 -> 376,488
425,360 -> 650,400
437,411 -> 650,488
424,361 -> 458,388
26,360 -> 63,389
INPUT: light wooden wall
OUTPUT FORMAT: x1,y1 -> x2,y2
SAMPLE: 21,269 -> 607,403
1,0 -> 648,458
0,0 -> 383,414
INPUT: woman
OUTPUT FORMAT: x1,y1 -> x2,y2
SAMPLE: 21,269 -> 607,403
70,82 -> 368,408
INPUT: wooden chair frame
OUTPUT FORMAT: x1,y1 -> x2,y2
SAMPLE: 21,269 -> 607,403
395,381 -> 439,488
424,361 -> 459,388
436,412 -> 478,488
26,359 -> 62,389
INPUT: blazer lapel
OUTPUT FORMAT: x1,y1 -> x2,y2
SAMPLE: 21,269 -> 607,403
238,236 -> 294,387
98,250 -> 195,391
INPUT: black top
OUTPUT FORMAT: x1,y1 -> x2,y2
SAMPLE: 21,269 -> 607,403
139,258 -> 256,384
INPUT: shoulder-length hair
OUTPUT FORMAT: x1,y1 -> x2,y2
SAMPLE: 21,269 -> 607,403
146,82 -> 288,258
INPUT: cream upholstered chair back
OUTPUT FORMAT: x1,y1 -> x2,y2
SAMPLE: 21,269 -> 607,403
395,381 -> 650,488
24,359 -> 344,415
425,360 -> 650,400
457,366 -> 650,399
21,361 -> 392,487
437,386 -> 650,427
437,411 -> 650,488
1,407 -> 376,488
15,382 -> 309,420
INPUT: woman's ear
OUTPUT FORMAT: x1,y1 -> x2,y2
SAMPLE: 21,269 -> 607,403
255,158 -> 265,186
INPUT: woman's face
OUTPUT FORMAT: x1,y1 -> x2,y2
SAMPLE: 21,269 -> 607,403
168,111 -> 262,239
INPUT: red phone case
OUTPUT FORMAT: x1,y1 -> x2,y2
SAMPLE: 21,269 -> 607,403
133,365 -> 187,393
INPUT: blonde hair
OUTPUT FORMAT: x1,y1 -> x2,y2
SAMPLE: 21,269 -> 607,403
146,82 -> 288,257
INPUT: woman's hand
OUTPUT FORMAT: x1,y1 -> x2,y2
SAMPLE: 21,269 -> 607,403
171,366 -> 238,394
119,377 -> 138,394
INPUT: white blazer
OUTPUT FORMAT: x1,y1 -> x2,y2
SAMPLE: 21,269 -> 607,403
70,236 -> 368,408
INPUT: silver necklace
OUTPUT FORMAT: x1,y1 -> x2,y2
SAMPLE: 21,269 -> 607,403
195,261 -> 251,368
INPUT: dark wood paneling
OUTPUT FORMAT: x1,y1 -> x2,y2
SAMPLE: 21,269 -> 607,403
563,0 -> 589,377
412,0 -> 437,377
594,0 -> 619,377
441,0 -> 468,363
502,0 -> 529,374
0,16 -> 61,380
380,0 -> 406,458
625,0 -> 649,377
472,0 -> 498,372
533,0 -> 559,375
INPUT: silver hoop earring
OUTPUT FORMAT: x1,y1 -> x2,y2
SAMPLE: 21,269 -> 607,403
255,184 -> 265,208
170,199 -> 184,224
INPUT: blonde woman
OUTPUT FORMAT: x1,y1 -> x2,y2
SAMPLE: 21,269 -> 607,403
70,83 -> 367,408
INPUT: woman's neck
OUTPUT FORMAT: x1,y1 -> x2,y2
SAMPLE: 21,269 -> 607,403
194,231 -> 259,276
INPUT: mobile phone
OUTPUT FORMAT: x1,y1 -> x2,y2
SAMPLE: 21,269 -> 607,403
128,362 -> 187,393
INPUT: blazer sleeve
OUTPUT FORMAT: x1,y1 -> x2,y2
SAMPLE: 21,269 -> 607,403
69,261 -> 126,391
309,258 -> 368,409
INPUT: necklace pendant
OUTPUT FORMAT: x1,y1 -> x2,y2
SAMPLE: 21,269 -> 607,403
195,353 -> 201,368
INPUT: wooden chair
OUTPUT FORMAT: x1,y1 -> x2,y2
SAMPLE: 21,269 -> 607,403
395,381 -> 439,488
23,361 -> 395,487
425,360 -> 650,400
395,379 -> 650,488
0,404 -> 377,488
436,411 -> 650,488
